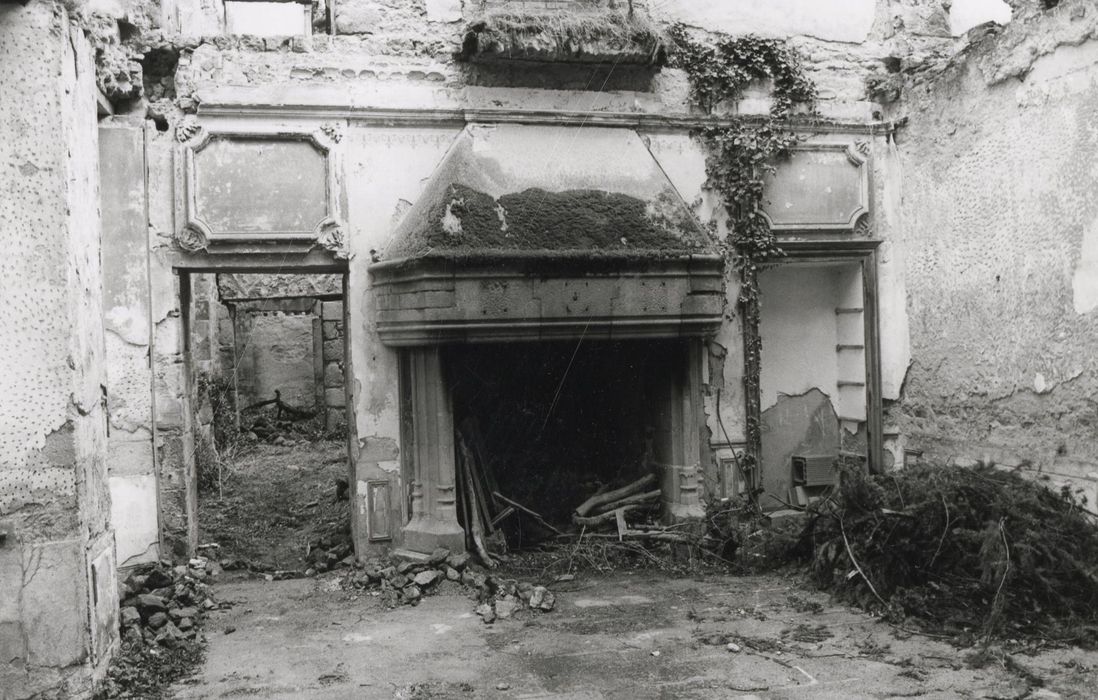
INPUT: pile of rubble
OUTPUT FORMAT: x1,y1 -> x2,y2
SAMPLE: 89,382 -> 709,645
305,530 -> 356,574
342,548 -> 556,622
117,558 -> 224,648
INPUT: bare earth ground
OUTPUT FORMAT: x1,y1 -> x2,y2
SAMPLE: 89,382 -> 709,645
172,572 -> 1098,699
198,441 -> 350,570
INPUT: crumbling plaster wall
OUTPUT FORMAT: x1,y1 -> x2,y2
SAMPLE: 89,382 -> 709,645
0,1 -> 119,696
892,1 -> 1098,500
100,123 -> 163,568
159,0 -> 955,124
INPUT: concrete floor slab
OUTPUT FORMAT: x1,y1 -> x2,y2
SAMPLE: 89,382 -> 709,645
173,572 -> 1098,699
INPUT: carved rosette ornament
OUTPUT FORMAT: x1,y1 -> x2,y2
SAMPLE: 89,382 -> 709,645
854,213 -> 872,237
174,224 -> 209,252
318,122 -> 343,144
316,220 -> 351,260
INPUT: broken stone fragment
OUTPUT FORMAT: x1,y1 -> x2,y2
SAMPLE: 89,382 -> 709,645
402,585 -> 422,602
445,552 -> 471,571
428,548 -> 450,565
495,595 -> 520,619
390,573 -> 409,589
171,606 -> 198,621
145,569 -> 174,589
156,621 -> 184,646
529,586 -> 555,612
147,612 -> 169,629
136,594 -> 168,617
461,569 -> 487,590
475,602 -> 496,624
413,570 -> 441,587
178,617 -> 194,631
445,566 -> 460,581
517,582 -> 534,602
120,606 -> 141,626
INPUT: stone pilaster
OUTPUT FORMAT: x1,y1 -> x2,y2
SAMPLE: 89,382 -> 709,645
401,347 -> 466,553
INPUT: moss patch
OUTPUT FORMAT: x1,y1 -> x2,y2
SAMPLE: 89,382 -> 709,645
394,184 -> 708,259
461,7 -> 664,65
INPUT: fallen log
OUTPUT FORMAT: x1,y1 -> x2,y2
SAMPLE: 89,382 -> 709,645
554,530 -> 694,544
574,473 -> 657,518
590,489 -> 661,516
573,505 -> 645,527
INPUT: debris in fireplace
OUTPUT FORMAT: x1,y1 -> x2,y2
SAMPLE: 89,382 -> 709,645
572,473 -> 660,530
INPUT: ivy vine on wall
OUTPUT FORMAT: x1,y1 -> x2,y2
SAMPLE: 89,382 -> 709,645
667,23 -> 817,483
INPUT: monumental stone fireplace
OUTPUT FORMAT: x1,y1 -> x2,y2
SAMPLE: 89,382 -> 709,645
369,124 -> 724,553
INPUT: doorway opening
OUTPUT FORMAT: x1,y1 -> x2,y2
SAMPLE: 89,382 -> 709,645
756,257 -> 878,509
184,271 -> 353,573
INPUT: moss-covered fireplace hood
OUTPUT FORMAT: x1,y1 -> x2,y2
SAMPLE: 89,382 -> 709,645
368,124 -> 724,346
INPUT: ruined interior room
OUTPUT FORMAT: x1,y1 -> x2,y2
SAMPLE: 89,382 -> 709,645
4,0 -> 1098,697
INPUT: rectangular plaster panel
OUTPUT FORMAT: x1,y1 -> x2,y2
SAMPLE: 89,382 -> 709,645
110,475 -> 160,566
192,137 -> 328,236
225,1 -> 311,37
662,0 -> 875,44
22,538 -> 88,667
761,144 -> 868,230
100,125 -> 150,345
108,432 -> 154,477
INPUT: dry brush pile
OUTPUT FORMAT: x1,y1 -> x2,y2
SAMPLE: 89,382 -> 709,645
787,464 -> 1098,646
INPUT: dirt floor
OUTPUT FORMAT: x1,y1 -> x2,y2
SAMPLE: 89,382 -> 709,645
171,571 -> 1098,699
198,440 -> 351,571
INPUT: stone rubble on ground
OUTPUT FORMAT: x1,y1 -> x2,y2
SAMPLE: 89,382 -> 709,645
117,558 -> 226,648
341,547 -> 556,622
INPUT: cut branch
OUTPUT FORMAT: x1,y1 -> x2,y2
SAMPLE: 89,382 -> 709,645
574,473 -> 657,518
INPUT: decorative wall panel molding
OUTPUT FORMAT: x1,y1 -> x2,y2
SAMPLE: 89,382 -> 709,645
175,123 -> 346,254
760,142 -> 869,231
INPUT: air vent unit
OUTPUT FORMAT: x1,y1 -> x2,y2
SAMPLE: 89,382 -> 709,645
792,455 -> 837,487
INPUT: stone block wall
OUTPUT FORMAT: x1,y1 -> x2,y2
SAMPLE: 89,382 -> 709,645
0,2 -> 118,695
223,298 -> 347,428
322,300 -> 347,432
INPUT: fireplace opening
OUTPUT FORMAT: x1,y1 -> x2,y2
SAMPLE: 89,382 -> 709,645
443,338 -> 685,545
